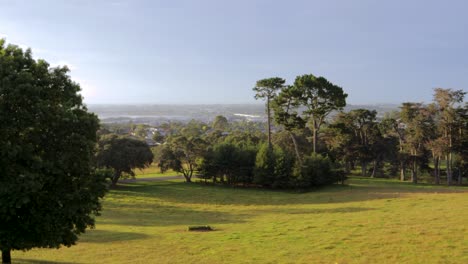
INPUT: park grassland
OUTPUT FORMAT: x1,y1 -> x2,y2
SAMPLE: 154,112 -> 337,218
14,178 -> 468,264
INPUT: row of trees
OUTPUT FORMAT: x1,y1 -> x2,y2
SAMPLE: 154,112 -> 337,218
323,89 -> 467,185
152,74 -> 347,188
151,77 -> 466,187
94,77 -> 466,189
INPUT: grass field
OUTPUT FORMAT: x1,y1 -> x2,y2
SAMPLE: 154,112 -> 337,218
13,178 -> 468,264
125,165 -> 181,179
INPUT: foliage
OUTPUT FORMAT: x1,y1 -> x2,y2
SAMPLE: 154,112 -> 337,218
0,40 -> 108,262
273,74 -> 347,155
253,77 -> 286,146
253,144 -> 277,186
294,154 -> 342,188
96,135 -> 153,186
158,135 -> 207,182
212,115 -> 229,131
199,142 -> 256,185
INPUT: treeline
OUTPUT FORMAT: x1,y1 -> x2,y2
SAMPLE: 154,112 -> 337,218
152,75 -> 466,188
323,89 -> 466,185
155,74 -> 349,189
97,74 -> 466,188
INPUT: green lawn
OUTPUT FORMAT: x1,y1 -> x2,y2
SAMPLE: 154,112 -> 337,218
127,165 -> 181,179
14,178 -> 468,264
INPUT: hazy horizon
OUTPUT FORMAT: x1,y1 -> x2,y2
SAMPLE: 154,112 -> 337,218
1,0 -> 467,105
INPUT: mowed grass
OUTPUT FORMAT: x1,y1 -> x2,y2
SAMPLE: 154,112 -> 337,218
128,165 -> 181,179
14,178 -> 468,264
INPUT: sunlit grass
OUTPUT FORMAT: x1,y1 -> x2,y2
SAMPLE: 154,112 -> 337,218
14,178 -> 468,264
130,165 -> 180,179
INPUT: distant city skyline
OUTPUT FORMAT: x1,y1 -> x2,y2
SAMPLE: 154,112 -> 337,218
1,0 -> 467,104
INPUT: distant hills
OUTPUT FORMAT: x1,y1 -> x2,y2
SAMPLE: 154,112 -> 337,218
88,104 -> 399,124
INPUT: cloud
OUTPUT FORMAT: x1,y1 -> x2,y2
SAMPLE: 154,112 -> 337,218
0,33 -> 8,39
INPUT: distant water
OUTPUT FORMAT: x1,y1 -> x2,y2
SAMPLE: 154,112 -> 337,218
88,104 -> 398,124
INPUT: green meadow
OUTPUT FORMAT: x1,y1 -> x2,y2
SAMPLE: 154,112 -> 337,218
14,178 -> 468,264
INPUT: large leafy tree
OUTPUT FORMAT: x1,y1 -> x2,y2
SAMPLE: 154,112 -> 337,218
273,74 -> 347,155
0,40 -> 108,263
96,135 -> 154,186
158,135 -> 206,182
324,109 -> 381,176
399,103 -> 434,184
432,88 -> 466,185
253,77 -> 285,147
294,74 -> 347,153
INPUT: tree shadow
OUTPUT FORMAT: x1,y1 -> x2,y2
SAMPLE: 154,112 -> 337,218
264,207 -> 375,215
100,200 -> 247,227
109,178 -> 467,207
78,229 -> 150,243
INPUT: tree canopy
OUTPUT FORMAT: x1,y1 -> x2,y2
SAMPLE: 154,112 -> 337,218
96,135 -> 154,186
0,40 -> 108,263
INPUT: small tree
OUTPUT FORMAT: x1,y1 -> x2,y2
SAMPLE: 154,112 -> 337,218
96,135 -> 154,186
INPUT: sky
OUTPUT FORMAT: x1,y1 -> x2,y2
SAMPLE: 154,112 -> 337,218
0,0 -> 467,105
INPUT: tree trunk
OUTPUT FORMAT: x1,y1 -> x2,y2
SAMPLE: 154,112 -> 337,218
184,175 -> 192,183
345,161 -> 351,174
361,162 -> 367,177
371,160 -> 377,178
412,158 -> 418,184
434,156 -> 440,185
111,171 -> 121,187
2,249 -> 11,264
446,155 -> 451,186
289,131 -> 301,164
267,97 -> 272,148
400,161 -> 405,181
312,126 -> 317,154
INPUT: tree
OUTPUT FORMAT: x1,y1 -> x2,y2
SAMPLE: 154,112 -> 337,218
152,130 -> 165,143
272,85 -> 306,162
212,115 -> 229,131
134,124 -> 148,138
199,142 -> 257,185
294,74 -> 347,153
273,74 -> 347,157
433,88 -> 466,185
0,40 -> 108,263
399,103 -> 433,184
96,135 -> 154,186
254,143 -> 277,186
158,135 -> 206,182
253,77 -> 285,147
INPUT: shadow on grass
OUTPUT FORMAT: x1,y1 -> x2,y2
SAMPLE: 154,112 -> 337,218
108,178 -> 467,208
100,201 -> 246,227
278,207 -> 375,214
15,259 -> 82,264
79,229 -> 150,243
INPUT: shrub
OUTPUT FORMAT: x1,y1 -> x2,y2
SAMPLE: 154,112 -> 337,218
296,154 -> 341,187
254,144 -> 277,186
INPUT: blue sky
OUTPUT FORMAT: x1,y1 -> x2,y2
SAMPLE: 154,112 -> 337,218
1,0 -> 467,104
